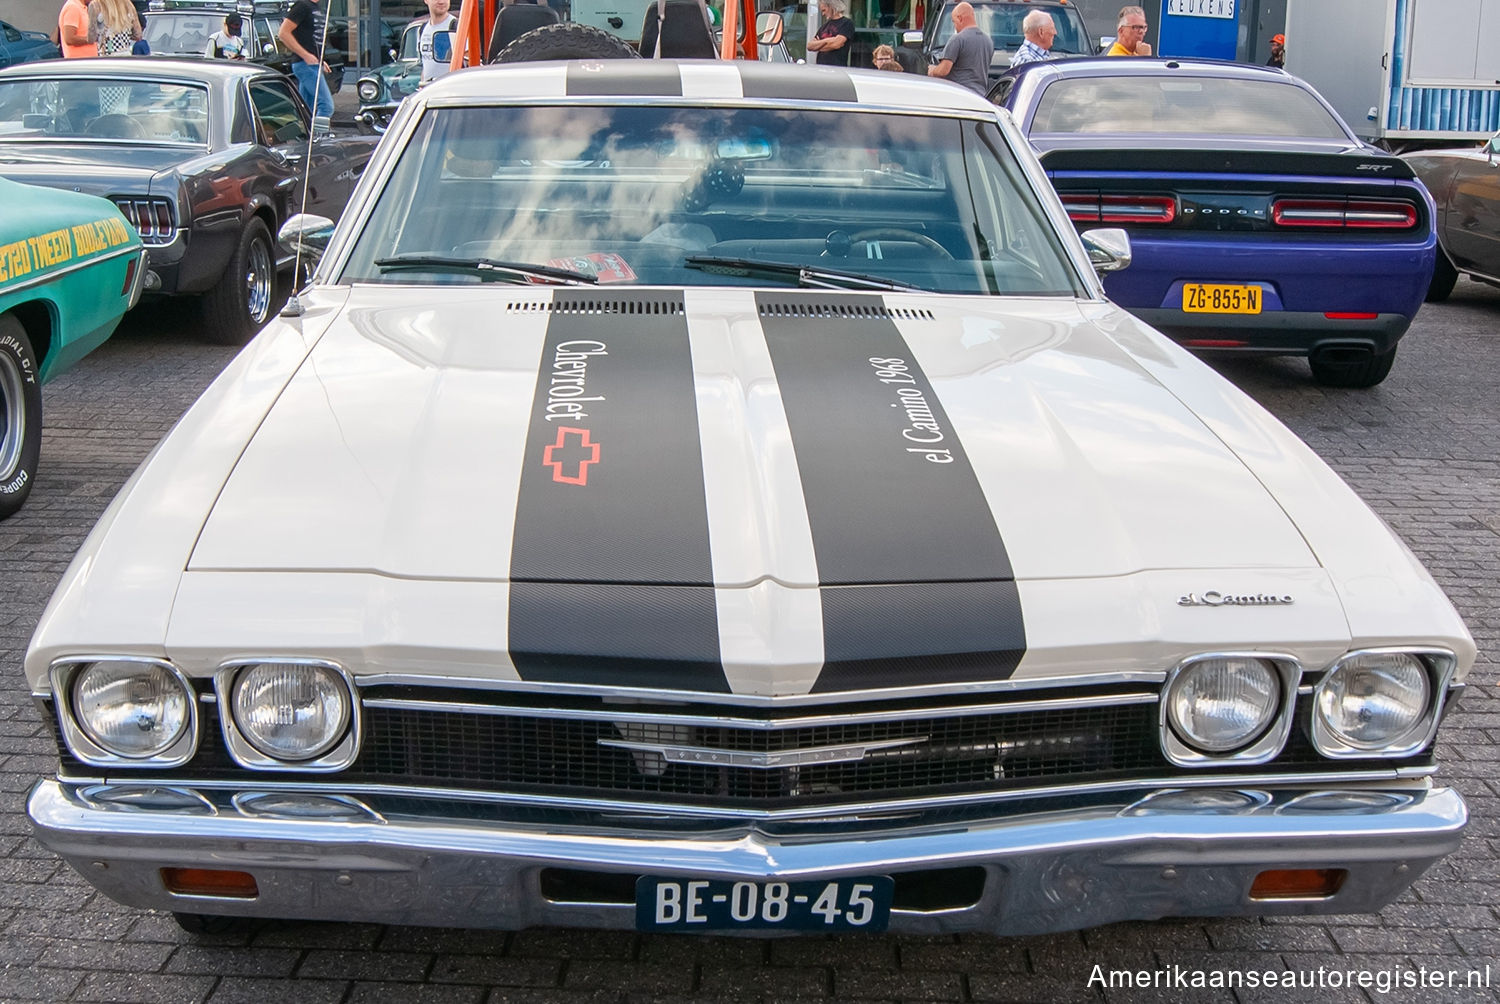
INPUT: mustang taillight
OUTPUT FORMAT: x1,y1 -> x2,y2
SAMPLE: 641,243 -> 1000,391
111,197 -> 177,245
1271,197 -> 1417,229
1062,193 -> 1177,224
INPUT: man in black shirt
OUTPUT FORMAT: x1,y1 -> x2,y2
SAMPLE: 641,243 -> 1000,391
279,0 -> 334,125
805,0 -> 855,66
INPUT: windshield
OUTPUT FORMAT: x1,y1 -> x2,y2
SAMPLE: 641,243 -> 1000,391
0,78 -> 209,144
935,4 -> 1091,55
339,105 -> 1083,297
1030,76 -> 1350,138
143,12 -> 220,54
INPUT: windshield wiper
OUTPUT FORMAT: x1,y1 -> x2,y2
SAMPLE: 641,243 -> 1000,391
374,254 -> 598,285
684,255 -> 922,292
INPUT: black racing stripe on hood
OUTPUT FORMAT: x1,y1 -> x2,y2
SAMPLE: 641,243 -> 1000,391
510,581 -> 728,692
508,290 -> 726,691
812,581 -> 1024,692
755,291 -> 1015,585
565,61 -> 684,95
736,62 -> 857,102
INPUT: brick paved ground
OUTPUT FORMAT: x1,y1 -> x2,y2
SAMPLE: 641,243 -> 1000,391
0,287 -> 1495,1003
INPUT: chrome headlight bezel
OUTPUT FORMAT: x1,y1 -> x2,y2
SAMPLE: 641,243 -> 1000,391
48,657 -> 199,767
356,77 -> 381,103
1310,648 -> 1455,759
215,659 -> 361,771
1159,653 -> 1298,767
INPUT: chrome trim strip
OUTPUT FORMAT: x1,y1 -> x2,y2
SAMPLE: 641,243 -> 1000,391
1310,648 -> 1458,759
50,766 -> 1438,822
0,244 -> 141,298
47,656 -> 200,769
212,659 -> 363,773
352,671 -> 1171,707
360,691 -> 1160,729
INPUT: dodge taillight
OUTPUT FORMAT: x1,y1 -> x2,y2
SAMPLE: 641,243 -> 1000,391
1271,197 -> 1417,229
1062,194 -> 1177,224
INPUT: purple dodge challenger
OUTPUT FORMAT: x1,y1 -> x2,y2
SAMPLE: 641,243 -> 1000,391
990,57 -> 1435,388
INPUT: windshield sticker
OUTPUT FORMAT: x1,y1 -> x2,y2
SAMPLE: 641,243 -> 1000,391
544,253 -> 638,284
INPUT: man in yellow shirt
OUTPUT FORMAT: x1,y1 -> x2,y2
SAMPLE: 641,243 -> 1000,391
1106,5 -> 1151,56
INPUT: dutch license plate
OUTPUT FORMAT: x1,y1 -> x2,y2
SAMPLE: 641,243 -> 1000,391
636,876 -> 894,932
1183,283 -> 1262,314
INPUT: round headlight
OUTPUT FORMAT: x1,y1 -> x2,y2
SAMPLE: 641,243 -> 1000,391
1316,652 -> 1429,750
72,661 -> 191,758
357,79 -> 379,102
231,663 -> 351,762
1166,657 -> 1280,753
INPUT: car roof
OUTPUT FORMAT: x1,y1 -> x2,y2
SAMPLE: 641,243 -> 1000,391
419,61 -> 1001,116
1005,55 -> 1296,83
0,55 -> 275,84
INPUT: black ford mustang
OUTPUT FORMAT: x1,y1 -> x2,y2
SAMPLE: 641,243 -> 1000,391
0,58 -> 375,343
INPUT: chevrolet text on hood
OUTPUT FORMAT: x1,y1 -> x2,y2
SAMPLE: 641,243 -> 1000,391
23,61 -> 1473,938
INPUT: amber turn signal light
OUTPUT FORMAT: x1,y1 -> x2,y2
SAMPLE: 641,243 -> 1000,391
160,867 -> 259,898
1249,868 -> 1346,900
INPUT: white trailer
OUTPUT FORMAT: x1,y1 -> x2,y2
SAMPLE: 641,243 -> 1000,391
1286,0 -> 1500,148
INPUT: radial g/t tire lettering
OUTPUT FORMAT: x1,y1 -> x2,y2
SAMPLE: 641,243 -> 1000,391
0,313 -> 42,521
496,22 -> 642,62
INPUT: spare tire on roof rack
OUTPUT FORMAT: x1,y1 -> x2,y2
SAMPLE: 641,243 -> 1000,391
494,21 -> 641,61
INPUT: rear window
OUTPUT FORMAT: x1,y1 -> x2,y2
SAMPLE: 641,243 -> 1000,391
935,4 -> 1091,56
1030,76 -> 1350,139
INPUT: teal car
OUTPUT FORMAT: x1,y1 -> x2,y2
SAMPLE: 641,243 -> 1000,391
354,21 -> 423,134
0,177 -> 145,520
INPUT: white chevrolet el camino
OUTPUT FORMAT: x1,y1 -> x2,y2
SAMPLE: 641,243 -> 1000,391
25,61 -> 1474,936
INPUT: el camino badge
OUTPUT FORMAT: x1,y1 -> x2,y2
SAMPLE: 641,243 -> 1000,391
598,736 -> 927,769
1179,591 -> 1294,607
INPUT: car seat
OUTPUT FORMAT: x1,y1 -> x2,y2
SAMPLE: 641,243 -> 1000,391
485,0 -> 560,62
640,0 -> 717,58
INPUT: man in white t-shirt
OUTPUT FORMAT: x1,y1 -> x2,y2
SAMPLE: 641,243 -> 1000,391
418,0 -> 459,83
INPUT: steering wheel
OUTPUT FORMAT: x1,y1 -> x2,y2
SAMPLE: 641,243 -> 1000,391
850,227 -> 953,259
84,113 -> 146,139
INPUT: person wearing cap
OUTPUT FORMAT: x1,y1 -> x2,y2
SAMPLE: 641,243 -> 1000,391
205,13 -> 247,59
1266,32 -> 1284,67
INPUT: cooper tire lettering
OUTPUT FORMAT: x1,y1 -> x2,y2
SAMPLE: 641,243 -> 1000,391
0,313 -> 43,520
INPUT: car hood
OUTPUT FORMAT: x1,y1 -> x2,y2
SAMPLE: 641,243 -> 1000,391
0,144 -> 184,195
189,287 -> 1317,586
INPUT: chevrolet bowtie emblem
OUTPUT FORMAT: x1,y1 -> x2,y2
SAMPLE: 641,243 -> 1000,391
597,736 -> 928,769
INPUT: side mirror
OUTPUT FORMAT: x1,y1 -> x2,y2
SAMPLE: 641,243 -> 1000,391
901,29 -> 922,45
756,11 -> 784,45
263,42 -> 275,54
431,29 -> 452,63
1080,228 -> 1131,273
388,46 -> 398,60
278,214 -> 336,268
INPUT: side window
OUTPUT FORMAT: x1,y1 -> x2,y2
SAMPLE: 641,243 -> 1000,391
249,79 -> 308,146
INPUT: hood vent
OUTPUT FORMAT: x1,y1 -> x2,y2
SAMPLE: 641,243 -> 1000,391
507,299 -> 683,315
759,302 -> 934,321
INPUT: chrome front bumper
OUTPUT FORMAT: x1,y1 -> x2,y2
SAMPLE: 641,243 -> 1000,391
29,781 -> 1466,935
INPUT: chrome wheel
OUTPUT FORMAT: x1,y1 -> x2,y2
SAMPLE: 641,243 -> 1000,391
246,236 -> 273,326
0,345 -> 24,480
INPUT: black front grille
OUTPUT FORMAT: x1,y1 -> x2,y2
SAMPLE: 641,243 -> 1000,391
350,700 -> 1162,808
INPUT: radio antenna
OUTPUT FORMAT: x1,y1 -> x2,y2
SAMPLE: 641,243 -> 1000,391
283,0 -> 334,317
